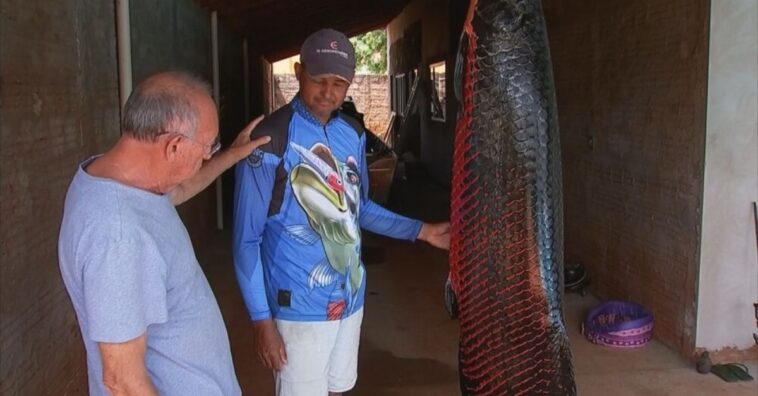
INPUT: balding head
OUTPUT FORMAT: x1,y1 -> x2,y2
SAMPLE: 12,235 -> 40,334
122,71 -> 214,142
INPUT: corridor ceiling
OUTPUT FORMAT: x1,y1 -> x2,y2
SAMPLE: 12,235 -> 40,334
197,0 -> 409,61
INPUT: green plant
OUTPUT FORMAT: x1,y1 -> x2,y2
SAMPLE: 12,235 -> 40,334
350,30 -> 387,74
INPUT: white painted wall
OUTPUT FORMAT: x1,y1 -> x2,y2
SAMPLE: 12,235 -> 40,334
697,0 -> 758,351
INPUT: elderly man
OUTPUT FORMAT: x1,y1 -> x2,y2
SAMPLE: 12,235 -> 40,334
233,29 -> 450,396
58,71 -> 269,395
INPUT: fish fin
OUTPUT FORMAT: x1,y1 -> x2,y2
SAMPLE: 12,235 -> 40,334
326,299 -> 346,320
444,275 -> 459,319
285,224 -> 320,245
308,259 -> 337,289
453,30 -> 468,110
310,143 -> 339,173
348,264 -> 364,296
339,264 -> 363,314
291,143 -> 334,178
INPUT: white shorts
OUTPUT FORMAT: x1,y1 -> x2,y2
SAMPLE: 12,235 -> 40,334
274,309 -> 364,396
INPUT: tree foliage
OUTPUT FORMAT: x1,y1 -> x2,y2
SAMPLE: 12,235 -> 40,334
350,30 -> 387,75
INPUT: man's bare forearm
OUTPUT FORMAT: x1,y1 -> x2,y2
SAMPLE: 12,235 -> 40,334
99,334 -> 159,396
169,149 -> 240,205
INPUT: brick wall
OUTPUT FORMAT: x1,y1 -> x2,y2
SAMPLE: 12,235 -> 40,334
542,0 -> 709,357
0,1 -> 120,394
272,74 -> 298,110
273,74 -> 391,136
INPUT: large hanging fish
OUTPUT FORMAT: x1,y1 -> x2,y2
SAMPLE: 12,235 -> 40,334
448,0 -> 576,394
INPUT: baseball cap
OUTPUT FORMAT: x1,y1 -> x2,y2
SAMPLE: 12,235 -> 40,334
300,28 -> 356,82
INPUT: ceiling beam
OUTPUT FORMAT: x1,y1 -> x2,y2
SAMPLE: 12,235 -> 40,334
195,0 -> 408,61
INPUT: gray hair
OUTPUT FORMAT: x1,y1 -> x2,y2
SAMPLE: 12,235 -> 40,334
122,71 -> 213,142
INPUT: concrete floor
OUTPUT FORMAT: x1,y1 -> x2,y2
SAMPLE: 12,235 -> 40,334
201,174 -> 757,395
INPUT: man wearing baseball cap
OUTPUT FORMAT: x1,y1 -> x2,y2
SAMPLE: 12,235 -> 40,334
233,28 -> 450,396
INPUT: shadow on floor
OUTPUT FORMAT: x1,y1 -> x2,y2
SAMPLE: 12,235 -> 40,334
349,340 -> 458,395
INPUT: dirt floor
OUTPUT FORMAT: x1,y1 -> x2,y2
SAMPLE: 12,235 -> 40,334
200,170 -> 758,395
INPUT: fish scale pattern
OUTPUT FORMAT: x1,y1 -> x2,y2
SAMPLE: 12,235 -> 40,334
450,0 -> 575,394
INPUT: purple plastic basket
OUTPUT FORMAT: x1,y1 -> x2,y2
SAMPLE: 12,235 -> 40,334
583,300 -> 654,348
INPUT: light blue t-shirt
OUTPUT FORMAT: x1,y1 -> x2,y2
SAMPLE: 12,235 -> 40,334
58,158 -> 240,396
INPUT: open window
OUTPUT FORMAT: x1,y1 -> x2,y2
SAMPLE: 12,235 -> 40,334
391,73 -> 407,116
391,69 -> 419,117
429,61 -> 446,121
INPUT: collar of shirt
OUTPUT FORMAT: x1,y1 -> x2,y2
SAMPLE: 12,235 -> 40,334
291,94 -> 341,128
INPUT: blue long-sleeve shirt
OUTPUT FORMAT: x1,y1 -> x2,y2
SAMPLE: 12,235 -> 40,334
233,96 -> 422,322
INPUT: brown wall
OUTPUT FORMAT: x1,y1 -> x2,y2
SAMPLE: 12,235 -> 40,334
387,0 -> 449,75
542,0 -> 709,357
130,0 -> 217,247
261,57 -> 274,115
344,76 -> 392,137
0,1 -> 120,394
218,21 -> 246,228
0,1 -> 252,393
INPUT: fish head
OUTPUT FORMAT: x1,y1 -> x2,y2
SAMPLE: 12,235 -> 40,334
290,163 -> 348,214
326,173 -> 345,193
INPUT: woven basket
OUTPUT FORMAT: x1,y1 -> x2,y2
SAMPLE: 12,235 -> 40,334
583,300 -> 654,348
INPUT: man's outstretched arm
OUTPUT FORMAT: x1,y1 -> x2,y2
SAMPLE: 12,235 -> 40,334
170,116 -> 270,205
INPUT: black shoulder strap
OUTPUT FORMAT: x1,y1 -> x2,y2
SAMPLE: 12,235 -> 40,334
251,105 -> 295,157
247,105 -> 294,218
338,111 -> 365,138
